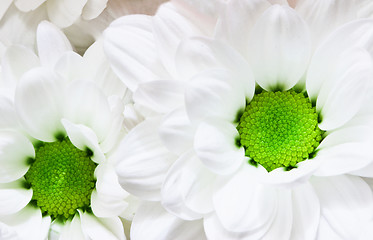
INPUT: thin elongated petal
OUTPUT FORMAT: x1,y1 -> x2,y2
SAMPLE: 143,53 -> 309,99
0,0 -> 12,19
14,0 -> 46,11
46,0 -> 87,28
0,181 -> 32,215
82,0 -> 107,20
59,214 -> 85,240
131,202 -> 206,240
247,5 -> 311,91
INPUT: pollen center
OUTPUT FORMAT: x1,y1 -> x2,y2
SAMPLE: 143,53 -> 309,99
237,90 -> 323,172
25,137 -> 97,219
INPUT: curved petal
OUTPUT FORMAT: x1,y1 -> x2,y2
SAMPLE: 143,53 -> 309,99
61,119 -> 105,164
0,97 -> 19,130
310,175 -> 373,239
133,80 -> 186,114
0,130 -> 34,183
159,107 -> 196,155
14,0 -> 46,12
59,214 -> 85,240
82,0 -> 107,20
103,15 -> 167,91
162,151 -> 214,220
215,0 -> 271,58
114,118 -> 176,201
213,164 -> 276,233
306,19 -> 373,100
37,21 -> 73,67
46,0 -> 87,28
91,163 -> 129,218
53,51 -> 86,83
247,5 -> 311,91
0,0 -> 12,19
290,183 -> 320,240
185,68 -> 246,123
15,68 -> 66,142
0,206 -> 51,240
0,180 -> 32,215
63,81 -> 113,142
194,119 -> 245,175
79,211 -> 125,240
131,202 -> 206,240
295,0 -> 358,47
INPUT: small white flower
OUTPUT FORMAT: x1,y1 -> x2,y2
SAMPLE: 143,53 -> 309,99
105,1 -> 373,239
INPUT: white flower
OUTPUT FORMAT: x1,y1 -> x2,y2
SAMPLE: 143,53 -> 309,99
105,0 -> 373,239
0,21 -> 138,240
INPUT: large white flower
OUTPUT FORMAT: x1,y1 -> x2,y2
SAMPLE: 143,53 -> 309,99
105,0 -> 373,239
0,21 -> 140,240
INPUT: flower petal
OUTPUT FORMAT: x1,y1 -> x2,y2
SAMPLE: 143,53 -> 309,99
0,206 -> 51,240
0,0 -> 12,19
46,0 -> 87,28
295,0 -> 358,47
79,211 -> 125,240
37,21 -> 73,67
0,180 -> 32,215
0,97 -> 20,130
53,51 -> 86,83
213,164 -> 276,233
311,175 -> 373,239
114,118 -> 176,201
215,0 -> 271,58
194,119 -> 245,175
162,151 -> 214,220
247,5 -> 311,91
159,107 -> 196,155
289,183 -> 320,240
91,163 -> 129,218
104,15 -> 167,91
131,202 -> 206,240
59,214 -> 85,240
82,0 -> 107,20
61,119 -> 105,164
0,130 -> 34,183
14,0 -> 46,12
133,80 -> 186,114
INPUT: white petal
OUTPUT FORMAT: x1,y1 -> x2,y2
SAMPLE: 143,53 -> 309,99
0,180 -> 32,215
0,206 -> 51,240
215,0 -> 271,58
79,211 -> 125,240
104,15 -> 167,91
295,0 -> 358,48
61,119 -> 105,164
306,19 -> 373,100
0,97 -> 20,130
194,119 -> 245,175
185,68 -> 246,123
82,0 -> 107,20
14,0 -> 46,11
114,118 -> 176,201
162,151 -> 214,220
175,37 -> 255,99
91,163 -> 129,218
213,164 -> 276,233
131,202 -> 206,240
0,130 -> 34,183
63,80 -> 113,142
159,108 -> 195,155
46,0 -> 87,28
37,21 -> 73,67
262,189 -> 292,240
53,51 -> 86,83
289,183 -> 320,240
0,0 -> 12,19
133,80 -> 186,114
248,5 -> 311,90
311,175 -> 373,239
0,222 -> 18,239
317,48 -> 373,130
59,214 -> 85,240
1,45 -> 40,91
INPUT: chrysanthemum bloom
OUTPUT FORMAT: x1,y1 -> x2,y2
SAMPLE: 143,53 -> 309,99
0,21 -> 140,240
105,0 -> 373,239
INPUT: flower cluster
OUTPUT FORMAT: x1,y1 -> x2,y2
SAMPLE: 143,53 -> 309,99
1,0 -> 373,239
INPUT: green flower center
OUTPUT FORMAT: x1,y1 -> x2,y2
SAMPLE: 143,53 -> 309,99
25,137 -> 97,219
237,90 -> 323,172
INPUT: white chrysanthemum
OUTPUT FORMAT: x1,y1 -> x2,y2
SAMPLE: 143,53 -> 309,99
105,0 -> 373,239
0,21 -> 140,240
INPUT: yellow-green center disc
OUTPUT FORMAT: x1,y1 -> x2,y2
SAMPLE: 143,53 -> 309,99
237,90 -> 323,172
